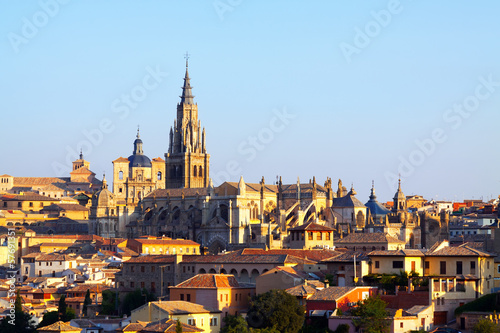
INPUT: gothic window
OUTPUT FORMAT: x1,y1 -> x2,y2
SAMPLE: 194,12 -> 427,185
193,165 -> 197,177
199,166 -> 203,177
119,171 -> 123,180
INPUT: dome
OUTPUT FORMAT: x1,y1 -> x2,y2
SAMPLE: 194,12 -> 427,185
128,154 -> 152,168
92,187 -> 114,207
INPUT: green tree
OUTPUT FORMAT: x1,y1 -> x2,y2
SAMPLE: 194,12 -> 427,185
57,295 -> 75,321
58,295 -> 67,320
176,319 -> 183,333
246,289 -> 304,333
37,311 -> 59,328
101,290 -> 119,315
473,318 -> 500,333
82,289 -> 91,317
0,290 -> 35,333
351,296 -> 390,333
121,288 -> 156,316
221,314 -> 250,333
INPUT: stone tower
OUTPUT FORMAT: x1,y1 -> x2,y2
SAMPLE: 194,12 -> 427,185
392,178 -> 407,212
165,58 -> 210,189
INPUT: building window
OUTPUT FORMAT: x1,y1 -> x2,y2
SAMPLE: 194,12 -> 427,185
180,294 -> 184,301
157,171 -> 162,180
425,261 -> 430,270
392,261 -> 404,269
130,282 -> 134,288
151,282 -> 156,293
487,260 -> 490,269
141,266 -> 145,273
140,282 -> 145,289
326,232 -> 330,240
470,261 -> 476,275
119,171 -> 123,180
375,261 -> 380,269
456,261 -> 463,275
317,233 -> 322,240
210,318 -> 218,326
151,266 -> 155,272
18,202 -> 21,207
187,294 -> 191,302
440,261 -> 446,275
29,202 -> 33,207
308,232 -> 313,240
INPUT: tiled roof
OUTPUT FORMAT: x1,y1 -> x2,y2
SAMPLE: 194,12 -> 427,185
133,238 -> 199,246
336,233 -> 405,244
289,221 -> 334,232
308,286 -> 356,301
66,284 -> 111,293
37,321 -> 82,332
426,244 -> 495,257
240,248 -> 340,262
1,192 -> 58,201
112,157 -> 129,163
286,284 -> 318,297
116,322 -> 147,332
124,255 -> 176,264
259,266 -> 308,280
42,204 -> 89,212
223,181 -> 278,193
332,193 -> 366,208
180,250 -> 316,265
320,251 -> 370,263
22,253 -> 77,261
151,157 -> 165,162
141,318 -> 202,333
13,177 -> 66,186
281,183 -> 327,194
70,167 -> 94,175
151,301 -> 220,314
368,249 -> 425,257
146,188 -> 210,199
173,274 -> 241,289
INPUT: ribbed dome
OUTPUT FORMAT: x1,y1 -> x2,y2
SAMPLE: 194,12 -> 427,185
127,154 -> 152,168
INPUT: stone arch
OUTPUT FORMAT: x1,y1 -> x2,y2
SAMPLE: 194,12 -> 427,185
209,268 -> 216,274
193,165 -> 197,177
250,269 -> 260,282
198,166 -> 203,177
240,269 -> 250,283
230,269 -> 238,277
206,234 -> 227,254
198,268 -> 206,274
220,268 -> 227,274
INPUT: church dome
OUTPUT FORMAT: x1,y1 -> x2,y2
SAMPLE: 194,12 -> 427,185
128,129 -> 152,168
92,176 -> 115,208
127,154 -> 152,168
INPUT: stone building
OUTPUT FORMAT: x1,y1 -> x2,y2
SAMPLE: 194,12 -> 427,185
89,176 -> 118,237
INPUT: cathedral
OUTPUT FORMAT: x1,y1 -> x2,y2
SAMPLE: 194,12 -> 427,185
89,58 -> 449,252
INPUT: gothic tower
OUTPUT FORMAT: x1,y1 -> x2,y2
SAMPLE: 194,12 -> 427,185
165,57 -> 210,188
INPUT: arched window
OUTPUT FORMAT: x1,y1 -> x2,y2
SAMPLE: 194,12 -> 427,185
119,171 -> 123,180
157,171 -> 162,180
193,166 -> 197,177
199,166 -> 203,177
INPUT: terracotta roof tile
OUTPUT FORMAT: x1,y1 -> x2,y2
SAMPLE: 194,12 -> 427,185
173,274 -> 241,289
308,286 -> 356,301
368,249 -> 425,257
289,221 -> 335,232
37,321 -> 82,332
336,233 -> 405,244
150,301 -> 219,314
141,318 -> 203,333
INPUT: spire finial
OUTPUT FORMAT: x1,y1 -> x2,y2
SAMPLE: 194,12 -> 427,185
184,51 -> 190,68
79,149 -> 83,160
372,180 -> 374,189
137,125 -> 140,139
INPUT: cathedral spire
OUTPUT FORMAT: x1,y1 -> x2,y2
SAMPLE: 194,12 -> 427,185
180,52 -> 194,105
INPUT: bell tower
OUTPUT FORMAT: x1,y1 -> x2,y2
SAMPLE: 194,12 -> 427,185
165,54 -> 210,189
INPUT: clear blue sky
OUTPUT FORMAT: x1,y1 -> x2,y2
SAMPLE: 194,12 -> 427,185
1,1 -> 500,204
